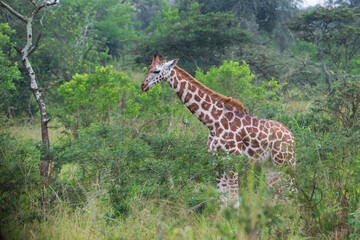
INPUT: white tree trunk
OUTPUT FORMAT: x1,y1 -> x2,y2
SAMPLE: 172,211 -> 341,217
0,0 -> 58,178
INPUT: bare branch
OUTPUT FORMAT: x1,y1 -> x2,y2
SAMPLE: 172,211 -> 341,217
31,0 -> 58,18
28,0 -> 36,6
27,32 -> 42,57
0,1 -> 27,23
13,46 -> 22,54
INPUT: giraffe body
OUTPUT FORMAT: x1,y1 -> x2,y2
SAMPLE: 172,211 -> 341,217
142,54 -> 296,207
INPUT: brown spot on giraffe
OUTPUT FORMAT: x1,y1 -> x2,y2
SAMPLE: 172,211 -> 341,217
236,134 -> 242,142
242,118 -> 250,126
198,90 -> 204,98
238,126 -> 246,135
252,117 -> 259,127
211,107 -> 222,120
234,110 -> 246,118
230,117 -> 241,131
247,148 -> 255,157
227,141 -> 236,149
176,81 -> 186,99
221,118 -> 229,130
223,132 -> 234,140
204,114 -> 211,124
201,101 -> 211,111
199,112 -> 204,119
205,95 -> 211,102
251,140 -> 260,149
250,131 -> 257,138
225,112 -> 234,121
185,92 -> 192,103
176,71 -> 182,79
260,139 -> 268,148
189,83 -> 196,92
243,136 -> 250,147
189,103 -> 199,114
194,94 -> 201,102
173,78 -> 178,89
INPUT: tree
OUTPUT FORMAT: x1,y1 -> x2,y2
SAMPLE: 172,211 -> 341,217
137,2 -> 251,72
287,7 -> 360,91
93,0 -> 137,61
315,73 -> 360,130
131,0 -> 165,30
178,0 -> 300,32
0,0 -> 58,178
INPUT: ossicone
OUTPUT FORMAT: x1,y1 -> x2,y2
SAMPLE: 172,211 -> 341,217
152,53 -> 164,63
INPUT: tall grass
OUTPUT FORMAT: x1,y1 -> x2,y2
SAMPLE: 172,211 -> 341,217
4,168 -> 303,240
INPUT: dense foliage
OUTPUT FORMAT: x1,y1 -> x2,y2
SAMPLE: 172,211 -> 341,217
0,23 -> 21,119
2,0 -> 360,239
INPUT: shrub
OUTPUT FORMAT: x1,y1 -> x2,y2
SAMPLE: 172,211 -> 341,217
195,61 -> 285,117
55,66 -> 172,136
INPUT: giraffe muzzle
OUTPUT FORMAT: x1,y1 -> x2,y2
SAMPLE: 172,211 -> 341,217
141,83 -> 149,92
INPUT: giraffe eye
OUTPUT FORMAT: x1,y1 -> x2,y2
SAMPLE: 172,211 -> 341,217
153,70 -> 160,74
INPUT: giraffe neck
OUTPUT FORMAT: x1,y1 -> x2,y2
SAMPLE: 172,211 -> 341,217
165,66 -> 247,133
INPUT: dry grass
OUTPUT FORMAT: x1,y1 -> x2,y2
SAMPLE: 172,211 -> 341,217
283,99 -> 312,112
282,89 -> 312,112
1,121 -> 65,143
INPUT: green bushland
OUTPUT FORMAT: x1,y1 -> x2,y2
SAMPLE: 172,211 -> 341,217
1,61 -> 360,239
2,0 -> 360,238
0,126 -> 303,239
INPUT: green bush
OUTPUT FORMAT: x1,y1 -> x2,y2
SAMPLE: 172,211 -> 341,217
195,61 -> 284,117
55,66 -> 172,136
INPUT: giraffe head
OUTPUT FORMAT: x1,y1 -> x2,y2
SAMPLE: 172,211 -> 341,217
141,54 -> 178,92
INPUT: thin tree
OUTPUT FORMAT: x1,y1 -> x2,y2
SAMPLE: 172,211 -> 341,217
0,0 -> 58,179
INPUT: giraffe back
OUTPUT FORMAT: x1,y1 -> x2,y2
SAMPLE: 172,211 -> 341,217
207,107 -> 296,167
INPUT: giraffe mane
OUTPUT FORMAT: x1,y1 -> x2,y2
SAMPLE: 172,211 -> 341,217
174,66 -> 247,112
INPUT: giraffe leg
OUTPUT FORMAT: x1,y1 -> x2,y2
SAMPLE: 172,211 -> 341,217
228,171 -> 240,208
264,168 -> 284,203
216,171 -> 239,209
216,173 -> 228,209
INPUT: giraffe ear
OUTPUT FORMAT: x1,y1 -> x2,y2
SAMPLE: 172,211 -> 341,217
164,59 -> 179,70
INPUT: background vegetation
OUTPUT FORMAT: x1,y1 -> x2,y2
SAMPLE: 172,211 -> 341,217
1,0 -> 360,239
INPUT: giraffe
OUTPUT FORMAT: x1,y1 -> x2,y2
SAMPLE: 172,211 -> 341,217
141,54 -> 296,208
